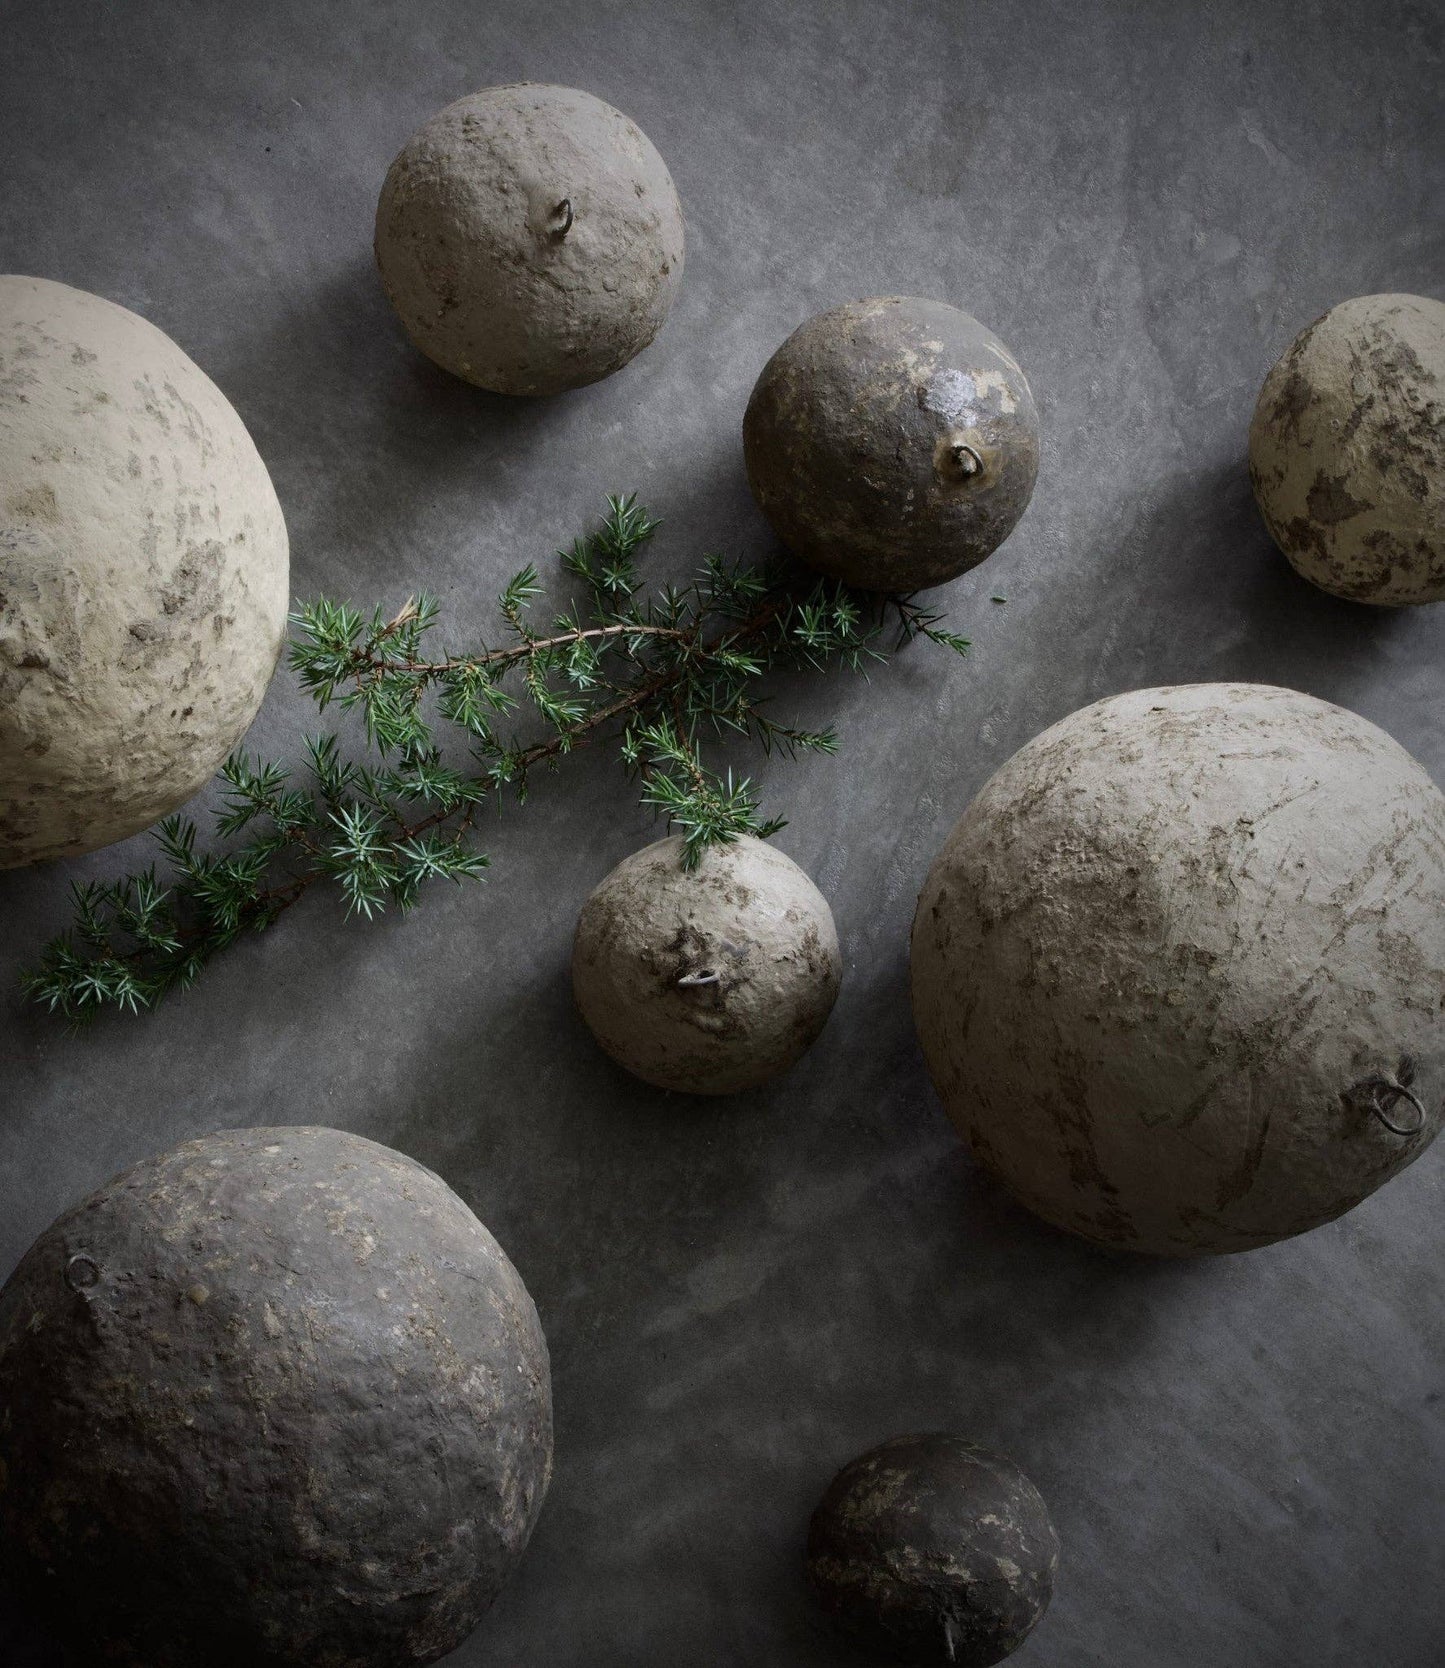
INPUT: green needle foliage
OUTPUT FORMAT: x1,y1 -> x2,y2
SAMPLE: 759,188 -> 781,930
22,495 -> 970,1023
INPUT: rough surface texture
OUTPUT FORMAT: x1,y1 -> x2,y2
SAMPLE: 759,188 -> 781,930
1249,294 -> 1445,605
0,276 -> 288,867
1,2 -> 1444,1664
807,1434 -> 1058,1666
572,834 -> 842,1094
375,84 -> 685,395
0,1126 -> 553,1668
743,297 -> 1039,591
912,684 -> 1445,1256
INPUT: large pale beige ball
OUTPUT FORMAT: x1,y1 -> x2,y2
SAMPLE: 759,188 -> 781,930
0,276 -> 289,867
1249,293 -> 1445,605
375,83 -> 685,395
572,834 -> 842,1095
912,684 -> 1445,1256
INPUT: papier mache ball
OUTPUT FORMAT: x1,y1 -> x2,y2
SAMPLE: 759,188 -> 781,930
0,1126 -> 553,1668
375,83 -> 685,395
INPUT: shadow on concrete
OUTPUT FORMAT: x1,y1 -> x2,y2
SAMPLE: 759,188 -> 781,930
1100,452 -> 1419,701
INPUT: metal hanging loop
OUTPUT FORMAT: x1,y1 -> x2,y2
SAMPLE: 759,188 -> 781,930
950,441 -> 983,477
1349,1054 -> 1428,1138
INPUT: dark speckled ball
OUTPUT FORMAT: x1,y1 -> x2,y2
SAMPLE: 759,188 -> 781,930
0,1126 -> 553,1668
743,297 -> 1039,592
806,1434 -> 1058,1666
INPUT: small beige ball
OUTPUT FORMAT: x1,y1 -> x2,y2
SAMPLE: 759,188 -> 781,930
1249,293 -> 1445,605
0,276 -> 289,868
572,834 -> 842,1095
374,83 -> 685,395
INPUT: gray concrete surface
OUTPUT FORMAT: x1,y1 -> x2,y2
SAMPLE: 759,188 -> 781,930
1,1 -> 1442,1663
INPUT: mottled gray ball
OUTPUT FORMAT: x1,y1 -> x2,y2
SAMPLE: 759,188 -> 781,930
375,83 -> 684,394
0,1126 -> 553,1668
912,684 -> 1445,1255
807,1434 -> 1059,1666
743,296 -> 1039,591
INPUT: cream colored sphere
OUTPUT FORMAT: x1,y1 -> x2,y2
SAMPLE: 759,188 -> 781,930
572,834 -> 842,1095
0,276 -> 288,867
1249,293 -> 1445,605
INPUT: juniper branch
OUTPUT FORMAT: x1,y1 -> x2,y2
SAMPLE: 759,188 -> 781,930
22,494 -> 970,1023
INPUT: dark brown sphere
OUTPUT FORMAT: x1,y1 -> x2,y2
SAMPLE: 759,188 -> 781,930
807,1434 -> 1058,1666
743,297 -> 1039,592
0,1127 -> 553,1668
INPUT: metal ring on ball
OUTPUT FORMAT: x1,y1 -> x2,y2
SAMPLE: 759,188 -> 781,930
1370,1078 -> 1427,1138
950,441 -> 983,477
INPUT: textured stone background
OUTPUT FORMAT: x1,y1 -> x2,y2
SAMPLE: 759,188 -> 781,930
1,1 -> 1441,1663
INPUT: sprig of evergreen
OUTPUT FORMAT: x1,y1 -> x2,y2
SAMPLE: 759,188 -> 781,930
22,495 -> 969,1023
